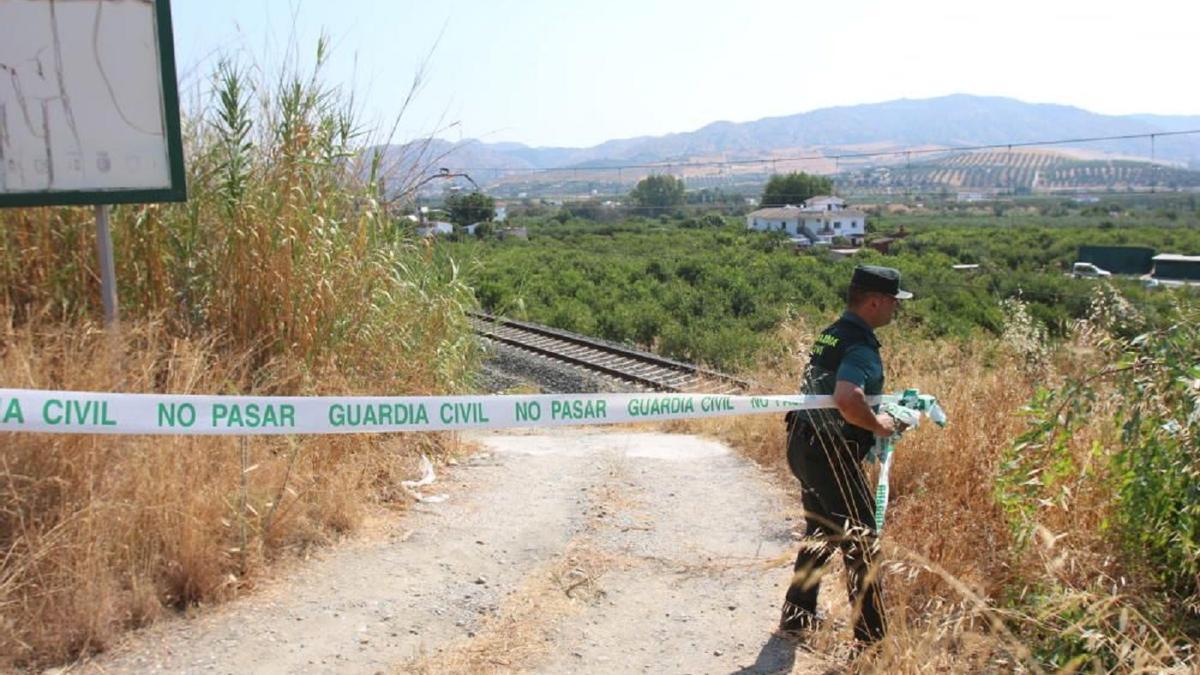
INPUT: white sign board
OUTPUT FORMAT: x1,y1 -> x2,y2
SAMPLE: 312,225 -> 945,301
0,0 -> 185,206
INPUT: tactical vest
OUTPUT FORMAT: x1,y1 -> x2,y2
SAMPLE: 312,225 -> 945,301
794,314 -> 882,451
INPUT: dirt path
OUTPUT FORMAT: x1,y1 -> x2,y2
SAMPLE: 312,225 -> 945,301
84,430 -> 844,674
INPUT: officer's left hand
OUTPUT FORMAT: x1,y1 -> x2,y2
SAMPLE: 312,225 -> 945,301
873,413 -> 897,437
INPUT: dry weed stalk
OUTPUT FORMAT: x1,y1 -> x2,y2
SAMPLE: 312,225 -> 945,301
0,43 -> 478,669
0,321 -> 460,668
691,315 -> 1196,672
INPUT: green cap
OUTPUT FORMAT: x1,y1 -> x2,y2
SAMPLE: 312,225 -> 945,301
851,265 -> 913,299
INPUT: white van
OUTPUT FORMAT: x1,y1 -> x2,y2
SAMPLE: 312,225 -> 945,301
1071,262 -> 1112,279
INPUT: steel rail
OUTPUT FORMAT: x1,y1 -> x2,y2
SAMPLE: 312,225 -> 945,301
470,311 -> 751,393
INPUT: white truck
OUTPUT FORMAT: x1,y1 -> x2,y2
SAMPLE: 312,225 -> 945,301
1071,262 -> 1112,279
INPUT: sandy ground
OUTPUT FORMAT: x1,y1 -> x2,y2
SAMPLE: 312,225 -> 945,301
81,430 -> 849,675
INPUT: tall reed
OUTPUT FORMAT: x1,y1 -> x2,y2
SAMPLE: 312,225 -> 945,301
0,42 -> 478,668
1,39 -> 479,391
689,299 -> 1197,672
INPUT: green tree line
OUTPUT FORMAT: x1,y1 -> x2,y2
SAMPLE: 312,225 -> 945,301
444,214 -> 1192,370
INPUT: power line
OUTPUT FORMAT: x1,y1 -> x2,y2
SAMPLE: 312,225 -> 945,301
496,188 -> 1200,212
434,129 -> 1200,176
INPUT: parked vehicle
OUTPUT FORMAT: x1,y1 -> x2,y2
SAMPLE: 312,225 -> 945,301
1071,262 -> 1112,279
1149,254 -> 1200,282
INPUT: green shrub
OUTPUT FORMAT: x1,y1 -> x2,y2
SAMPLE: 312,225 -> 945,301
442,215 -> 1195,371
997,292 -> 1199,667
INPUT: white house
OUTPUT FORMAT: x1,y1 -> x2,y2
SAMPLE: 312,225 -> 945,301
746,197 -> 866,246
804,195 -> 846,211
745,205 -> 806,236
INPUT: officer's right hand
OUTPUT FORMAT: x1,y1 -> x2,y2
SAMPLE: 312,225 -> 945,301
874,413 -> 897,437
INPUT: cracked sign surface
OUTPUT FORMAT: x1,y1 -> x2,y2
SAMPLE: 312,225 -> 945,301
0,0 -> 173,196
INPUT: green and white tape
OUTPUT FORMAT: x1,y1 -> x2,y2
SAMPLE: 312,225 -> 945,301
0,389 -> 839,435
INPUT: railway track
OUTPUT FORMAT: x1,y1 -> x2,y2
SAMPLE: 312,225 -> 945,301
470,312 -> 751,394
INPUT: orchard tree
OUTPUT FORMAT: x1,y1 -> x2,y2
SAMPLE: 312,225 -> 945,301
630,174 -> 685,214
445,191 -> 495,226
760,172 -> 833,207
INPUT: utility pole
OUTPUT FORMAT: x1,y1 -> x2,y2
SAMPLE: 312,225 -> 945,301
95,205 -> 119,326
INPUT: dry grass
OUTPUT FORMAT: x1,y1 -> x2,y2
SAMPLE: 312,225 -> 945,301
0,46 -> 481,669
675,315 -> 1197,672
0,320 -> 464,669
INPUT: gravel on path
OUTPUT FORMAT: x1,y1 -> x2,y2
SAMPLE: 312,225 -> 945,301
83,430 -> 842,675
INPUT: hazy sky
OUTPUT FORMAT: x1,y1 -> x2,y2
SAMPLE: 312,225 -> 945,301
172,0 -> 1199,149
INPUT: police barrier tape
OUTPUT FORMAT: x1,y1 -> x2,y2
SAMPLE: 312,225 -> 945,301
0,389 -> 847,435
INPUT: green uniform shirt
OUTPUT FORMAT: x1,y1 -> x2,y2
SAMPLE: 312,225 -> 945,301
798,311 -> 885,444
834,313 -> 884,396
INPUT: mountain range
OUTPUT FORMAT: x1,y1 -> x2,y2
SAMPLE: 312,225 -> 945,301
373,94 -> 1200,192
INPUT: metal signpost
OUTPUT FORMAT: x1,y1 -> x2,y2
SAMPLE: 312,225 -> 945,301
0,0 -> 187,326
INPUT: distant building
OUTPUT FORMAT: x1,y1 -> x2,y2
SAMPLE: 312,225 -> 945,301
746,197 -> 866,246
746,205 -> 803,235
1151,254 -> 1200,281
804,195 -> 846,211
1078,245 -> 1156,275
416,221 -> 454,237
867,237 -> 897,254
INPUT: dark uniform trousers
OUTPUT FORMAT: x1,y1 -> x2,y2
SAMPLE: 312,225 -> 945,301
782,417 -> 887,642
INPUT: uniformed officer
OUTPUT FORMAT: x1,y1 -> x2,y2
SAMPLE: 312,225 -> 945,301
779,264 -> 912,644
